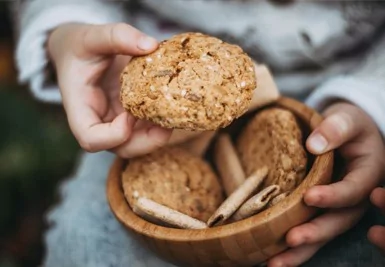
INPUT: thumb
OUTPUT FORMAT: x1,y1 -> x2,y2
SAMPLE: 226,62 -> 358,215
80,23 -> 158,57
306,104 -> 363,154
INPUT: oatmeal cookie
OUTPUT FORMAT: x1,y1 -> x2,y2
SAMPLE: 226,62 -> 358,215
122,147 -> 224,221
236,108 -> 307,192
120,32 -> 256,130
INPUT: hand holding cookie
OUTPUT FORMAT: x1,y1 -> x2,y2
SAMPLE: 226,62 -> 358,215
120,32 -> 256,131
269,102 -> 385,267
48,23 -> 172,158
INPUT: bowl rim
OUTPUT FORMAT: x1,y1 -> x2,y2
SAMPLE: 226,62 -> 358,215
107,96 -> 334,242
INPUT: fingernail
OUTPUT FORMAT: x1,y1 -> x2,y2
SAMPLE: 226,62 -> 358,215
308,133 -> 328,153
137,35 -> 157,50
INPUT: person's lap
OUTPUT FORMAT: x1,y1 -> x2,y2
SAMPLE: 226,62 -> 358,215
43,151 -> 175,267
43,151 -> 385,267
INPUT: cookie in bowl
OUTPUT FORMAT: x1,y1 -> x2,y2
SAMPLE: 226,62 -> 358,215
120,32 -> 256,131
122,146 -> 224,222
236,107 -> 308,193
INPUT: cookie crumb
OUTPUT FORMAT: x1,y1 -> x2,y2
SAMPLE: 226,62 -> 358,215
186,93 -> 201,102
165,93 -> 172,100
201,54 -> 209,61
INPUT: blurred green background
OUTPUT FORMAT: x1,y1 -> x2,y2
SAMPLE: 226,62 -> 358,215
0,3 -> 80,267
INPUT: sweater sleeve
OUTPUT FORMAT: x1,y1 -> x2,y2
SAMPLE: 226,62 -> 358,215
14,0 -> 128,103
306,31 -> 385,137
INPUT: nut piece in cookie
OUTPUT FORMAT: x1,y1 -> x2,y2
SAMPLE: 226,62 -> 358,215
122,147 -> 224,222
120,32 -> 256,131
236,108 -> 307,193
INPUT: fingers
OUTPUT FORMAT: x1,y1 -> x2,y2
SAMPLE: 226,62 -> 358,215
81,23 -> 158,58
65,87 -> 136,152
268,205 -> 366,266
113,124 -> 172,158
370,187 -> 385,211
372,187 -> 385,206
286,204 -> 366,247
368,225 -> 385,254
133,120 -> 157,130
304,163 -> 376,208
268,242 -> 324,267
68,94 -> 171,157
368,187 -> 385,254
306,104 -> 363,155
73,111 -> 135,152
306,112 -> 353,154
63,83 -> 171,156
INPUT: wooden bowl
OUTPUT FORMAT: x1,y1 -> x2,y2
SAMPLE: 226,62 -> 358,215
107,97 -> 334,267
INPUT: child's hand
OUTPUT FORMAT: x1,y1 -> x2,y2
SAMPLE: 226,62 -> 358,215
368,187 -> 385,254
48,23 -> 172,158
268,102 -> 385,267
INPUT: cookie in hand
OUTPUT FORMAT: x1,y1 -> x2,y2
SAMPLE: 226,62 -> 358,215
120,32 -> 256,131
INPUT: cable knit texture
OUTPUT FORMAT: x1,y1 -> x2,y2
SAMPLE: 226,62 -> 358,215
12,1 -> 385,266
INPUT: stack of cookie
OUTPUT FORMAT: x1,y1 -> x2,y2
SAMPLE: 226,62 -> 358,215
119,32 -> 308,229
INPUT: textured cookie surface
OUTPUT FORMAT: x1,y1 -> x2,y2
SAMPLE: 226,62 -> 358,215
120,32 -> 256,130
236,108 -> 307,193
122,147 -> 224,221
